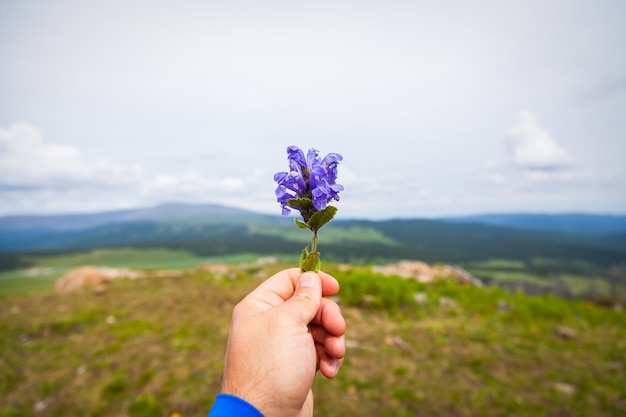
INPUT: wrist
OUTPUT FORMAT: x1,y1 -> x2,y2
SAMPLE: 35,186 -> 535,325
208,393 -> 264,417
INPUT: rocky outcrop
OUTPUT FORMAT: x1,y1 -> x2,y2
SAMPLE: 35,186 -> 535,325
371,260 -> 483,286
55,266 -> 143,294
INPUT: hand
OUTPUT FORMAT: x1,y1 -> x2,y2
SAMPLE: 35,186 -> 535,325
221,268 -> 346,417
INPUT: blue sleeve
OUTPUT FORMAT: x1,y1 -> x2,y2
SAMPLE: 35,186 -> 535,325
208,393 -> 264,417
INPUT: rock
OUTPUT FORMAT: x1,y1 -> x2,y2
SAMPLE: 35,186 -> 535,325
360,294 -> 380,307
554,326 -> 578,339
337,264 -> 353,272
385,335 -> 410,351
254,257 -> 278,266
450,265 -> 484,286
497,299 -> 511,312
372,260 -> 434,282
553,382 -> 576,395
33,398 -> 52,412
372,260 -> 483,285
413,292 -> 428,304
55,266 -> 142,294
439,297 -> 457,309
196,263 -> 235,274
196,262 -> 238,280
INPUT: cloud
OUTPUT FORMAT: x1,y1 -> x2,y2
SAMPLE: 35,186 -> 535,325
579,74 -> 626,103
143,171 -> 247,196
522,169 -> 596,183
479,161 -> 507,185
504,110 -> 574,171
0,122 -> 143,189
480,172 -> 506,185
0,122 -> 275,215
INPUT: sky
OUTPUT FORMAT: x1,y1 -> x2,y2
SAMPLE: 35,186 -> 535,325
1,0 -> 625,220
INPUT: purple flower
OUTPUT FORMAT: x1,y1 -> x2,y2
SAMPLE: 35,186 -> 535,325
274,145 -> 344,217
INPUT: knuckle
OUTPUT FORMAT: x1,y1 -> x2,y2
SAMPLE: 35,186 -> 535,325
295,291 -> 316,302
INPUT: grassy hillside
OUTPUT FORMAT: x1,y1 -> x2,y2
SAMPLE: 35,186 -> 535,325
1,262 -> 624,416
3,210 -> 626,274
443,213 -> 626,236
2,247 -> 624,301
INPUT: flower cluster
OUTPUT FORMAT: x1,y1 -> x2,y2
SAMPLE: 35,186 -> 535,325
273,145 -> 344,272
274,146 -> 344,220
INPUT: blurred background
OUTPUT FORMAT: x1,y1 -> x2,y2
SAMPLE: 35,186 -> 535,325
1,1 -> 625,416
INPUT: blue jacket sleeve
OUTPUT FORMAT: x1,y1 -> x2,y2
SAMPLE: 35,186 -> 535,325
208,393 -> 264,417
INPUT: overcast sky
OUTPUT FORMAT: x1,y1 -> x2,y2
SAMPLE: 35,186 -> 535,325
1,0 -> 625,219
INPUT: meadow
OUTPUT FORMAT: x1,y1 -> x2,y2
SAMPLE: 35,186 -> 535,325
0,250 -> 625,416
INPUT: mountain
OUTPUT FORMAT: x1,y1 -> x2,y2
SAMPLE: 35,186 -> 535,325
0,203 -> 282,252
0,202 -> 269,232
441,213 -> 626,236
1,203 -> 625,270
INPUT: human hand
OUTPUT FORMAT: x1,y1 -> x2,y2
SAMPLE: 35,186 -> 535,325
220,268 -> 346,417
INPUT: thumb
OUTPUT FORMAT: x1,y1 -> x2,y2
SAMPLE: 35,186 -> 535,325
280,271 -> 322,325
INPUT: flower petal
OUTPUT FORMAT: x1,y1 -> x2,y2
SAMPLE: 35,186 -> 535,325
287,146 -> 306,168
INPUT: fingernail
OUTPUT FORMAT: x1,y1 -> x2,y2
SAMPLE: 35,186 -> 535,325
298,272 -> 317,288
328,357 -> 340,375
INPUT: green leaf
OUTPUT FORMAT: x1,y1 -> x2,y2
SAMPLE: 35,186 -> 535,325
313,256 -> 321,272
300,246 -> 309,265
294,218 -> 309,230
287,198 -> 315,211
300,251 -> 321,272
307,206 -> 338,231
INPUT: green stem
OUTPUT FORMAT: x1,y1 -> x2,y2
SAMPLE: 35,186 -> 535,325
311,228 -> 318,253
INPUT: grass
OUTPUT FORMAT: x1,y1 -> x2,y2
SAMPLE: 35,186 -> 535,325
22,248 -> 206,270
0,260 -> 625,416
250,224 -> 400,246
463,257 -> 621,300
466,259 -> 527,269
21,248 -> 297,271
0,273 -> 61,296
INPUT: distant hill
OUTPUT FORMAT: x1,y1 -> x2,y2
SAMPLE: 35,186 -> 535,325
0,202 -> 269,232
0,203 -> 280,252
1,203 -> 625,271
442,213 -> 626,236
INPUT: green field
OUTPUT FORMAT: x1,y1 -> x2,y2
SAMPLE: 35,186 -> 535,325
1,256 -> 624,416
0,248 -> 296,296
250,224 -> 401,246
2,247 -> 622,300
